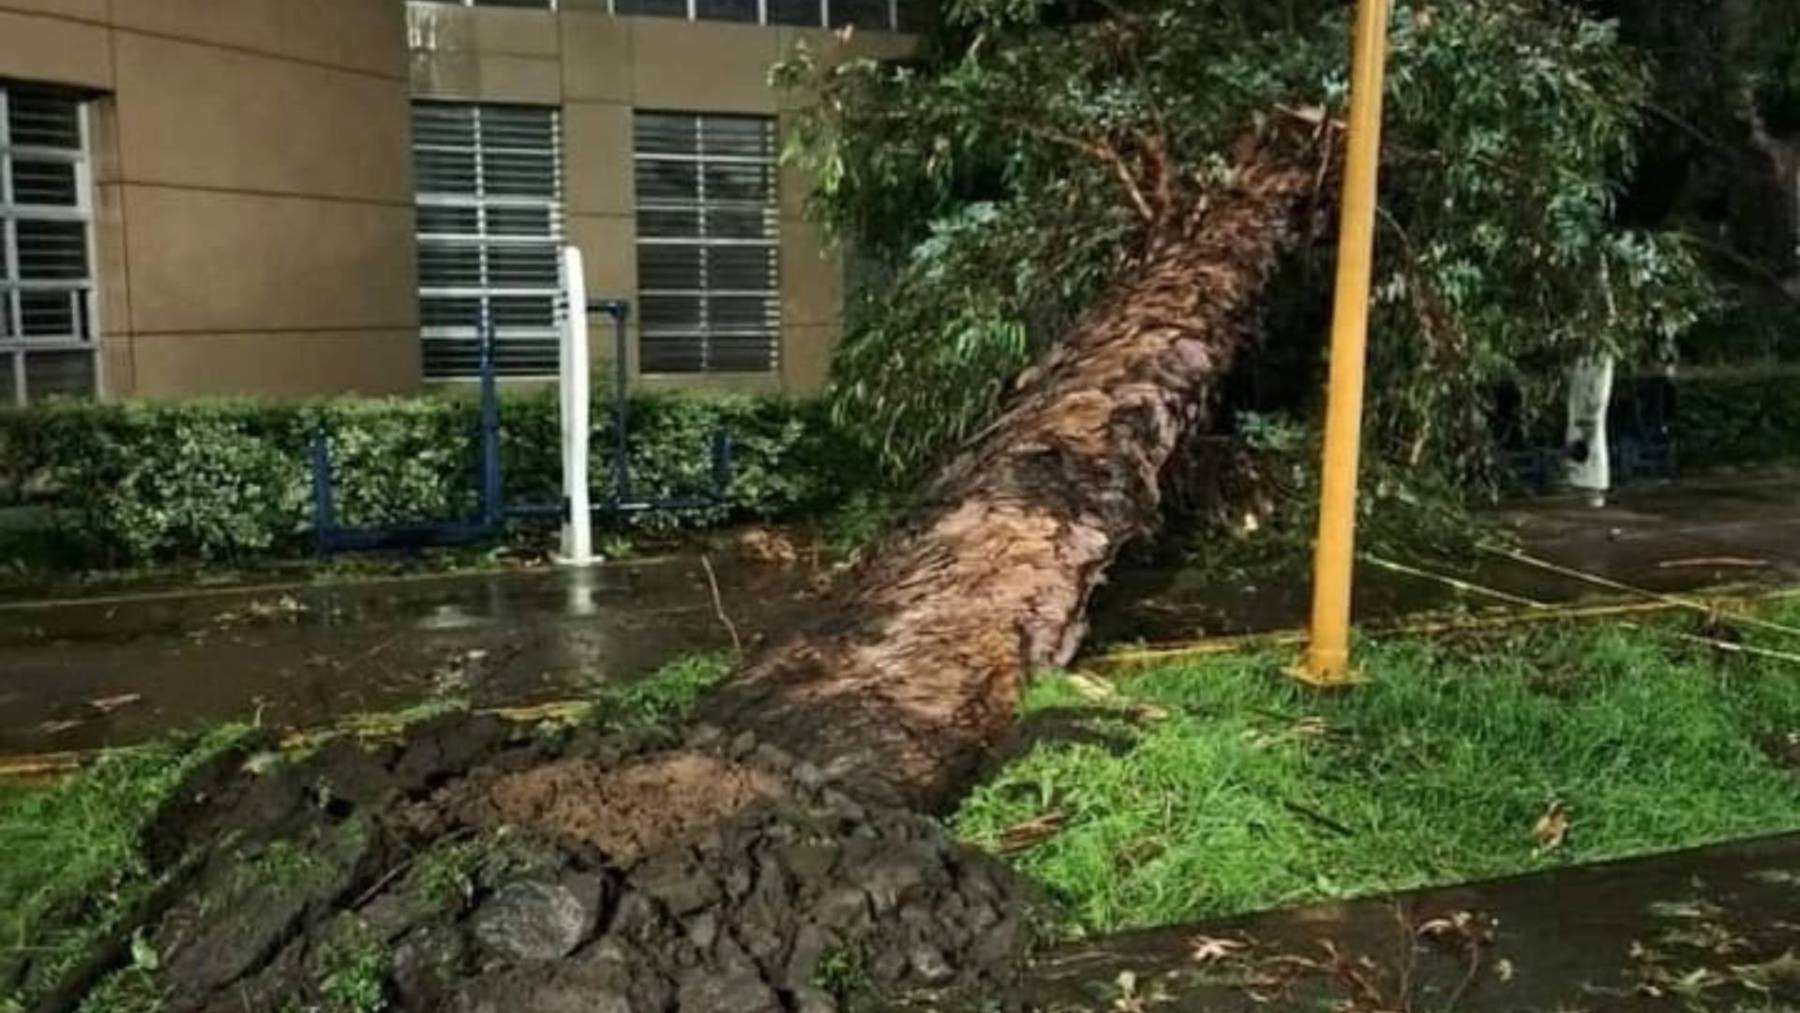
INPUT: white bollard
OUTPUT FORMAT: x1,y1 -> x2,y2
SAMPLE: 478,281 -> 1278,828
1564,354 -> 1615,509
559,246 -> 598,566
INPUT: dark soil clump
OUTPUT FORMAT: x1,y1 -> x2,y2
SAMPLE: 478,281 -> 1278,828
38,714 -> 1042,1013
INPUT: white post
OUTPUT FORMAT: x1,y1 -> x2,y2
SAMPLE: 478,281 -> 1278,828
559,246 -> 597,565
1565,354 -> 1615,509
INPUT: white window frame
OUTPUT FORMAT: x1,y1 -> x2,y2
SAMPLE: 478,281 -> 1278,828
414,102 -> 566,381
603,0 -> 905,31
431,1 -> 560,10
415,0 -> 914,29
634,112 -> 781,375
0,86 -> 100,406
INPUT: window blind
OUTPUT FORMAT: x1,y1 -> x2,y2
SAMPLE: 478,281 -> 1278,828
413,102 -> 565,380
633,112 -> 779,374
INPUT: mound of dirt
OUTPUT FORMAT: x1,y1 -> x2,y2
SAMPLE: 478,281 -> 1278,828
461,753 -> 786,864
33,714 -> 1042,1013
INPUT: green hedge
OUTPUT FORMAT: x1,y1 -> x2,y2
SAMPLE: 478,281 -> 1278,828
0,391 -> 859,565
1675,370 -> 1800,467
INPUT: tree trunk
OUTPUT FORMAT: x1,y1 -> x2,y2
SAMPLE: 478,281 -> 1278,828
704,131 -> 1326,809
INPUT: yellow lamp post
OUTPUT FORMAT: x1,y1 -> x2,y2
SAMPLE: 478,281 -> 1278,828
1296,0 -> 1393,686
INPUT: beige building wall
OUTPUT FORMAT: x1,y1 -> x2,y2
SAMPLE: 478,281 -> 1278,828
2,0 -> 913,401
0,0 -> 419,400
407,1 -> 916,396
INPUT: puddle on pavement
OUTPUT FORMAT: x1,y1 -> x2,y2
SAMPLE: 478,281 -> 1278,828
0,557 -> 818,755
1029,833 -> 1800,1011
1091,477 -> 1800,645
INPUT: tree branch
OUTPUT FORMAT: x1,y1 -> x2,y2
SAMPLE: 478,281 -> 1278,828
1133,127 -> 1176,222
999,116 -> 1159,224
1680,233 -> 1800,304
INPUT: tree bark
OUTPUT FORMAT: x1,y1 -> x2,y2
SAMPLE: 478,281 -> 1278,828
703,128 -> 1328,809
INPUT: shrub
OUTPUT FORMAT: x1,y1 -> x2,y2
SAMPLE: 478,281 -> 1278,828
0,390 -> 861,566
1674,370 -> 1800,467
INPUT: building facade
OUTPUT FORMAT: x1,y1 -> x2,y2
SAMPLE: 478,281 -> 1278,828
0,0 -> 915,404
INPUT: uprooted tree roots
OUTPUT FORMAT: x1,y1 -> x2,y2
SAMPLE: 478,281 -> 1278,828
27,717 -> 1041,1013
20,124 -> 1331,1013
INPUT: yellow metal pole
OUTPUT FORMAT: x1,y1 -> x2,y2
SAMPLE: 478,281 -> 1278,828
1296,0 -> 1392,686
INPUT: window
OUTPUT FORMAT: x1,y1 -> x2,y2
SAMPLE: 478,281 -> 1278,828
611,0 -> 919,31
634,113 -> 779,374
425,1 -> 557,9
416,0 -> 922,31
412,102 -> 564,380
0,85 -> 97,406
416,0 -> 923,29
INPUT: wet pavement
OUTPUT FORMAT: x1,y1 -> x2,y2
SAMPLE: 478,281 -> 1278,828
0,557 -> 817,756
0,472 -> 1796,759
1029,832 -> 1800,1011
1095,471 -> 1800,644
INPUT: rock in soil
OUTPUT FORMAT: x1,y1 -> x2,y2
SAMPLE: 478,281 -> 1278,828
471,875 -> 604,962
46,713 -> 1042,1012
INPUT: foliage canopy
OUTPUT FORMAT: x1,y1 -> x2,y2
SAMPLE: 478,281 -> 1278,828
780,0 -> 1713,491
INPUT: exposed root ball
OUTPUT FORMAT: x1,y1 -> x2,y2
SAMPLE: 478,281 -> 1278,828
51,715 -> 1040,1013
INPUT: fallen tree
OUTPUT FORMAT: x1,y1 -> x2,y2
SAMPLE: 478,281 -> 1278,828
5,3 -> 1724,1012
705,121 -> 1332,810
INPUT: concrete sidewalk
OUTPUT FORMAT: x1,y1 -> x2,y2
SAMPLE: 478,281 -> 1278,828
1029,832 -> 1800,1011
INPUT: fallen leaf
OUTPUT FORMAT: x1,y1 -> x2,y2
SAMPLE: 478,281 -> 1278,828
1658,920 -> 1749,955
1531,800 -> 1569,854
1110,969 -> 1169,1012
1111,971 -> 1144,1013
1275,104 -> 1328,125
1493,958 -> 1515,982
1418,910 -> 1497,955
1647,898 -> 1727,921
241,751 -> 284,776
1749,869 -> 1800,887
1670,967 -> 1726,997
129,930 -> 160,972
997,810 -> 1068,854
1186,935 -> 1247,964
1655,557 -> 1769,570
736,527 -> 799,566
1066,673 -> 1120,703
88,693 -> 143,714
1731,950 -> 1800,991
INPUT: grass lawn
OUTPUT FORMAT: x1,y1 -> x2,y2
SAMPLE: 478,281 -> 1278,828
0,726 -> 253,1010
955,598 -> 1800,937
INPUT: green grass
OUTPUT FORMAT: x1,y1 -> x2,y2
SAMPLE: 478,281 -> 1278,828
411,837 -> 487,911
0,725 -> 253,1010
0,781 -> 49,812
955,601 -> 1800,937
595,650 -> 736,730
316,920 -> 389,1013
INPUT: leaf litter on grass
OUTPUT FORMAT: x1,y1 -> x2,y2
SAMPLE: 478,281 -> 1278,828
955,601 -> 1800,938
